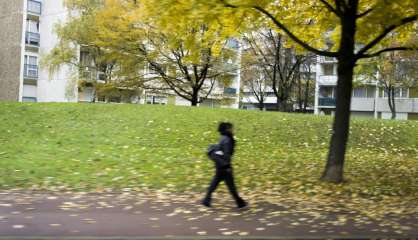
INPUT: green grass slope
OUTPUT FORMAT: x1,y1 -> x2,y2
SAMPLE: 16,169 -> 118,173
0,103 -> 417,198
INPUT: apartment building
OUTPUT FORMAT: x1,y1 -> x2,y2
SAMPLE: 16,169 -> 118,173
314,56 -> 418,120
0,0 -> 76,102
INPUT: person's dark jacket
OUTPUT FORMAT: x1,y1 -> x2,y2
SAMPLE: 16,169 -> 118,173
208,135 -> 234,169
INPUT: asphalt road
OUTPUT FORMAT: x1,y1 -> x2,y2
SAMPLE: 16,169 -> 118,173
0,191 -> 417,239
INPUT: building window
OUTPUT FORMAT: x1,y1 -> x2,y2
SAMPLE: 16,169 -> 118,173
323,56 -> 335,62
80,51 -> 92,67
319,86 -> 335,98
25,20 -> 40,46
22,97 -> 37,102
322,64 -> 334,76
366,86 -> 376,98
24,55 -> 38,78
224,87 -> 237,95
383,87 -> 409,98
146,96 -> 167,105
26,19 -> 39,33
27,0 -> 42,15
352,87 -> 367,98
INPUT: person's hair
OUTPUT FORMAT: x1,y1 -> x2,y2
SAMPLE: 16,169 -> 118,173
218,122 -> 233,136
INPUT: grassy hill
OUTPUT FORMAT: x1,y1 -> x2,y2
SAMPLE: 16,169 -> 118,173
0,103 -> 417,198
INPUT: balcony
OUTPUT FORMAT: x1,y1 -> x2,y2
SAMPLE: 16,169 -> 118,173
24,64 -> 38,79
27,0 -> 42,15
319,97 -> 336,107
318,75 -> 337,85
25,32 -> 40,46
376,98 -> 418,113
224,63 -> 239,75
319,56 -> 337,63
351,98 -> 375,111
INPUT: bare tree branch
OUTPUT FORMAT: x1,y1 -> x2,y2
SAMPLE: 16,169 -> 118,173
359,47 -> 416,58
219,0 -> 338,57
319,0 -> 341,16
357,7 -> 373,18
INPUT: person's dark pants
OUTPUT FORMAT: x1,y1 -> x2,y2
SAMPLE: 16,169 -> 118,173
203,165 -> 244,206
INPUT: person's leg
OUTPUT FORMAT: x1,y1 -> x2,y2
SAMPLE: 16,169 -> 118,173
224,167 -> 247,208
202,168 -> 224,206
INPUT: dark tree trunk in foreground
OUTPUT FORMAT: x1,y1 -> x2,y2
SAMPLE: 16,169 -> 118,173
321,5 -> 357,183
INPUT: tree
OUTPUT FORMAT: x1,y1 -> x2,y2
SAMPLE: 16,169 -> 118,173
357,51 -> 417,119
44,0 -> 237,106
242,30 -> 308,112
143,0 -> 417,182
295,54 -> 316,113
240,47 -> 270,110
91,0 -> 237,106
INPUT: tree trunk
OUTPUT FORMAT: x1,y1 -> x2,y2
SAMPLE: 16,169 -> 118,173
321,10 -> 357,183
258,102 -> 265,111
92,88 -> 97,103
386,87 -> 396,119
191,98 -> 198,106
390,88 -> 396,119
297,75 -> 303,111
303,76 -> 310,113
277,99 -> 286,112
191,91 -> 199,106
298,99 -> 303,112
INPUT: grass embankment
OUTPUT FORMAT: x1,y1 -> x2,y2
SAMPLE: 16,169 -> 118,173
0,103 -> 417,199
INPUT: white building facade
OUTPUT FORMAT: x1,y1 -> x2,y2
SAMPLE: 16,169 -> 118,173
314,56 -> 418,120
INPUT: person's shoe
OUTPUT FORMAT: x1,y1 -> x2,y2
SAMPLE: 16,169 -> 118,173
237,200 -> 248,209
201,199 -> 211,208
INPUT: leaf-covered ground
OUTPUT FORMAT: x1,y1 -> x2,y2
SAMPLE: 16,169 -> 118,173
0,103 -> 417,233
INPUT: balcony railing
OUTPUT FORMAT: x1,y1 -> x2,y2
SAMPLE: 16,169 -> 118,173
27,0 -> 42,15
318,75 -> 337,85
25,32 -> 40,46
224,63 -> 239,75
320,56 -> 337,62
24,64 -> 38,79
319,97 -> 336,107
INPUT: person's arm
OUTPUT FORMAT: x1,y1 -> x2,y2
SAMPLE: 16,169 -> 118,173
220,136 -> 233,164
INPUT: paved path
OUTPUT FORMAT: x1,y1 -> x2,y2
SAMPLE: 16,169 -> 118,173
0,191 -> 417,239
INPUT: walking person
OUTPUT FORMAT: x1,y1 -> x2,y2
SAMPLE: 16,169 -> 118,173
203,122 -> 247,209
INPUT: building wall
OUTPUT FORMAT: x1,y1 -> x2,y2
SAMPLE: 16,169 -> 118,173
381,112 -> 408,120
0,0 -> 24,101
37,0 -> 77,102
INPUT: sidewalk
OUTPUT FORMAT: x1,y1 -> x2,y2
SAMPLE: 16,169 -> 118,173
0,191 -> 417,239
